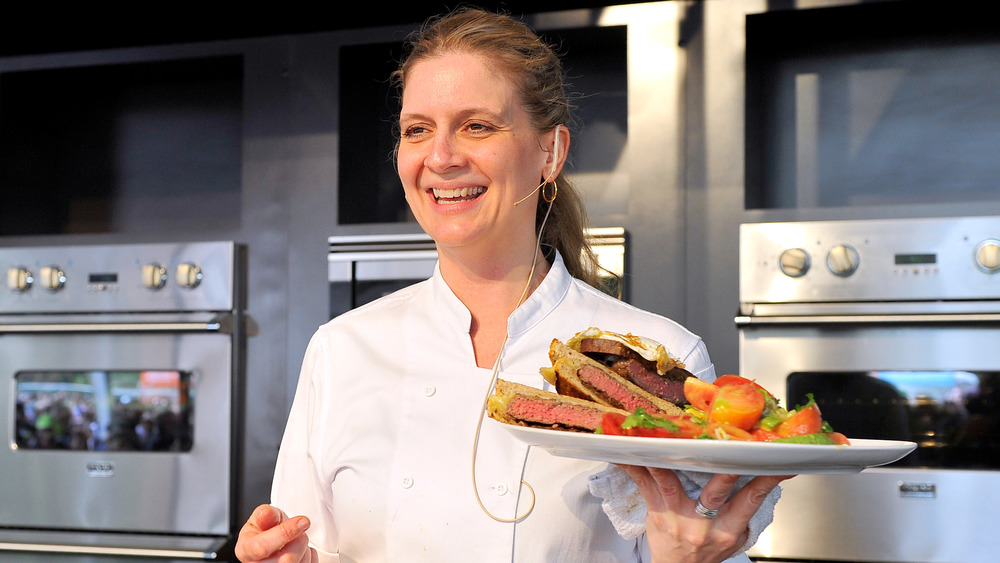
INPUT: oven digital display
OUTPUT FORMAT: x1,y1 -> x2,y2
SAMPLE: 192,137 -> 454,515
13,370 -> 194,452
894,253 -> 936,265
88,273 -> 118,283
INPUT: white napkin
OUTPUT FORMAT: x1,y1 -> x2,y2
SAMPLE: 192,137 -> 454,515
588,465 -> 780,553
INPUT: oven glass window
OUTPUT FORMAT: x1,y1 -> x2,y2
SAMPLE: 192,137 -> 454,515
329,279 -> 427,320
14,370 -> 194,452
788,371 -> 1000,469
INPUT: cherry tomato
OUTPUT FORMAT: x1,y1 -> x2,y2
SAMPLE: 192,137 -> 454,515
777,403 -> 823,437
709,384 -> 766,431
683,377 -> 718,412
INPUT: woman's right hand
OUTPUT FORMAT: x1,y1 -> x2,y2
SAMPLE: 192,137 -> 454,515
235,504 -> 317,563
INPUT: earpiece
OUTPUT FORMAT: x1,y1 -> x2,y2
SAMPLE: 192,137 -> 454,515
549,125 -> 562,180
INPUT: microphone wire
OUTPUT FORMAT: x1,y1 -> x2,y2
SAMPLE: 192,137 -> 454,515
469,181 -> 557,524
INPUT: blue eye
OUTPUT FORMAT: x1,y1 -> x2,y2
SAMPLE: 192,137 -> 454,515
467,122 -> 495,134
402,125 -> 428,139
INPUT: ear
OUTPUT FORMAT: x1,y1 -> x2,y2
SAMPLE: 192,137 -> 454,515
543,124 -> 570,181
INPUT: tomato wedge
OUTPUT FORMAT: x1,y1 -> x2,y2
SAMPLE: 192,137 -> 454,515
751,427 -> 781,442
709,383 -> 766,431
714,374 -> 775,401
777,401 -> 823,437
713,374 -> 759,388
683,377 -> 718,411
598,412 -> 627,436
598,410 -> 705,439
827,431 -> 851,445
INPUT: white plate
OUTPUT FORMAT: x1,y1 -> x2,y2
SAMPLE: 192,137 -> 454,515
498,423 -> 917,475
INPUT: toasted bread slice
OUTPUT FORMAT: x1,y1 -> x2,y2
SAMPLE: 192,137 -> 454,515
540,339 -> 684,417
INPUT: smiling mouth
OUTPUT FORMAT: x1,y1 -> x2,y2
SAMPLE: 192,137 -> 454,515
432,187 -> 485,204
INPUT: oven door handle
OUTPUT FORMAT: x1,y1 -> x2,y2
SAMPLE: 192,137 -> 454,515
0,532 -> 229,559
0,541 -> 227,559
735,312 -> 1000,326
0,313 -> 235,334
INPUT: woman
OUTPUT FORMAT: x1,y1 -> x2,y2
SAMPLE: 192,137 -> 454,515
236,8 -> 787,562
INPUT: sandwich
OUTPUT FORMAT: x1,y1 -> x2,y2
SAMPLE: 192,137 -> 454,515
564,327 -> 692,406
487,328 -> 688,432
540,338 -> 684,417
487,378 -> 629,432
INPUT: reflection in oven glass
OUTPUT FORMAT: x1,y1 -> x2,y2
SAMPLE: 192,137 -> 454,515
14,370 -> 194,452
788,370 -> 1000,469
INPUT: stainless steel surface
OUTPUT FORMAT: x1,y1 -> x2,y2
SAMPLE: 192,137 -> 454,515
329,227 -> 629,310
0,242 -> 236,314
740,215 -> 1000,308
0,241 -> 245,559
0,315 -> 230,333
753,470 -> 1000,563
328,232 -> 438,285
0,529 -> 228,559
739,216 -> 1000,563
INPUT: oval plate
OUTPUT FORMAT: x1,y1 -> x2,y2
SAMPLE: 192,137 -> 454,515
497,422 -> 917,475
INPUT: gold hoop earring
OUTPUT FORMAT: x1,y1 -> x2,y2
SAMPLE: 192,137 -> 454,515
542,179 -> 557,203
513,178 -> 544,207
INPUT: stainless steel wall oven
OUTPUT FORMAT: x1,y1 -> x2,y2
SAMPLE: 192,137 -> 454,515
0,241 -> 247,561
328,228 -> 628,319
738,216 -> 1000,563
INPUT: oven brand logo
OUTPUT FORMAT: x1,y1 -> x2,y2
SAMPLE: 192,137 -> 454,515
86,461 -> 115,477
898,481 -> 936,499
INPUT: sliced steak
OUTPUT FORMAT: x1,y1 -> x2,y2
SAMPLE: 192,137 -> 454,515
577,364 -> 668,415
504,395 -> 611,432
578,337 -> 658,372
488,378 -> 628,432
611,360 -> 688,405
578,337 -> 692,404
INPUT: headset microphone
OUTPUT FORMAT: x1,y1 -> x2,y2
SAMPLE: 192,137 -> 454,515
512,125 -> 564,207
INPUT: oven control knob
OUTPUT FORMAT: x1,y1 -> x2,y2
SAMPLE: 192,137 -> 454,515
142,263 -> 168,289
6,267 -> 33,292
39,266 -> 66,291
827,244 -> 859,277
976,239 -> 1000,273
778,248 -> 810,278
176,263 -> 203,288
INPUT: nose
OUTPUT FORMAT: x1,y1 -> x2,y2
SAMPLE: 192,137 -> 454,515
424,132 -> 466,173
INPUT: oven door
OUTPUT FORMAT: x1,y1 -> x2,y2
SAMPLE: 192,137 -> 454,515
0,315 -> 234,558
740,316 -> 1000,563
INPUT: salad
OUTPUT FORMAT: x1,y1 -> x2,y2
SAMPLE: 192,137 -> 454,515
598,374 -> 850,445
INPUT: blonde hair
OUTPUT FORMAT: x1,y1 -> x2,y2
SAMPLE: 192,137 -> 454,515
392,7 -> 603,289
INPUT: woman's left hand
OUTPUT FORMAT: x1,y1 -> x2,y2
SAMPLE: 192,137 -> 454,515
619,466 -> 792,563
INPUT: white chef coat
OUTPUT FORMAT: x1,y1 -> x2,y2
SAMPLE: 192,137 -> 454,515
271,252 -> 752,562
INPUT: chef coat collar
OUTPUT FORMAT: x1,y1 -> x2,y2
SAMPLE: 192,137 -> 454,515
427,251 -> 572,338
507,251 -> 570,337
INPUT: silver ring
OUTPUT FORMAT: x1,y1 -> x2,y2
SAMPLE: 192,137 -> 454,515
694,499 -> 720,520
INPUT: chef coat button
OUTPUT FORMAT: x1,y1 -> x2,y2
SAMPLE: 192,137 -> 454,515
401,476 -> 414,489
423,385 -> 436,397
493,483 -> 508,496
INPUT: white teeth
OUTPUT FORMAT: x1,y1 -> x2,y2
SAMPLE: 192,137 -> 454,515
432,187 -> 485,202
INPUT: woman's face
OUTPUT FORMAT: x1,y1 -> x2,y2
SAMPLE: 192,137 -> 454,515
397,52 -> 561,258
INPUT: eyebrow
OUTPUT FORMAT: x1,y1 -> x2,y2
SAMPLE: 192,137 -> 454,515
399,106 -> 512,125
